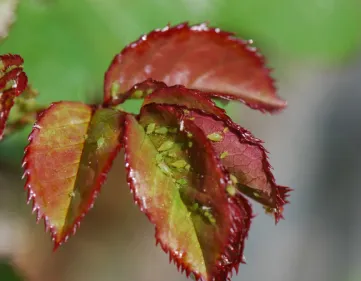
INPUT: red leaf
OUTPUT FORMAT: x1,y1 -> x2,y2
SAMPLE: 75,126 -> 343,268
0,54 -> 28,140
144,86 -> 290,221
143,85 -> 227,118
124,104 -> 252,280
189,109 -> 290,221
104,22 -> 286,112
23,102 -> 125,248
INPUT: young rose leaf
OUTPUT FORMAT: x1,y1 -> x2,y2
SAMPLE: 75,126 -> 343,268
0,54 -> 28,140
188,109 -> 290,221
23,102 -> 125,248
124,104 -> 252,281
104,22 -> 286,112
143,85 -> 227,118
143,86 -> 290,221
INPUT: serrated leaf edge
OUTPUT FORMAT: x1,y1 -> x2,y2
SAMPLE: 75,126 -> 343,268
22,102 -> 123,250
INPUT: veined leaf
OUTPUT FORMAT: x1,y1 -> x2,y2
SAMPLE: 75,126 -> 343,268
0,54 -> 28,140
104,22 -> 286,112
23,101 -> 124,248
124,104 -> 252,281
188,109 -> 290,221
144,86 -> 290,221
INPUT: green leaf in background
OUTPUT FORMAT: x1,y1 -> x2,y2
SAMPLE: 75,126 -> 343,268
0,262 -> 22,281
215,0 -> 361,62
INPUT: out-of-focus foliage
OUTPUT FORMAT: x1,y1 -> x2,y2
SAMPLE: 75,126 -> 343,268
216,0 -> 361,61
0,0 -> 18,41
0,262 -> 22,281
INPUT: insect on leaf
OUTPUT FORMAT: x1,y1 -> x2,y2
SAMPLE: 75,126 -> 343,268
189,109 -> 290,221
104,22 -> 286,112
23,101 -> 125,248
144,86 -> 290,221
124,103 -> 252,281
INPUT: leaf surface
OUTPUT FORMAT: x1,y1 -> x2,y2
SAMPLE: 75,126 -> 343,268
23,101 -> 124,248
144,86 -> 290,220
124,104 -> 252,280
188,109 -> 290,221
104,22 -> 286,112
0,54 -> 28,140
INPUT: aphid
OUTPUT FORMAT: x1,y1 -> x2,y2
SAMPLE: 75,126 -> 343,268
158,140 -> 174,151
207,132 -> 223,142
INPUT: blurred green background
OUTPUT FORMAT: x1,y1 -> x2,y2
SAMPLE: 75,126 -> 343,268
0,0 -> 360,281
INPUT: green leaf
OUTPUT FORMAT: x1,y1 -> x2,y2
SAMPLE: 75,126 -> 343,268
144,86 -> 290,221
124,103 -> 252,281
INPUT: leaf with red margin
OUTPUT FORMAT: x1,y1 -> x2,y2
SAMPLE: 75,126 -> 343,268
23,102 -> 124,249
0,54 -> 28,140
188,110 -> 290,222
144,86 -> 290,221
124,104 -> 252,281
104,22 -> 286,112
143,85 -> 227,118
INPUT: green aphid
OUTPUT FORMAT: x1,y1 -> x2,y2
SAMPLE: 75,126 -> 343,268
146,89 -> 153,95
111,82 -> 120,98
208,216 -> 216,225
188,141 -> 193,148
158,162 -> 172,176
226,185 -> 236,196
223,127 -> 229,133
220,151 -> 229,159
155,127 -> 168,135
171,159 -> 188,169
155,153 -> 163,164
185,164 -> 191,171
146,123 -> 156,134
169,128 -> 178,133
187,132 -> 193,138
132,90 -> 144,99
158,140 -> 174,151
191,202 -> 199,211
253,192 -> 261,198
184,109 -> 190,114
97,137 -> 105,149
167,151 -> 178,158
230,174 -> 238,184
204,211 -> 216,224
176,178 -> 188,185
207,132 -> 223,142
